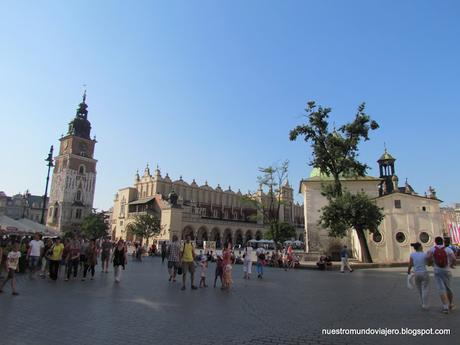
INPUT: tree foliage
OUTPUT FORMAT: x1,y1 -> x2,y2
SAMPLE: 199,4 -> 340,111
81,212 -> 109,240
265,222 -> 296,245
126,213 -> 162,244
289,101 -> 379,197
290,101 -> 383,262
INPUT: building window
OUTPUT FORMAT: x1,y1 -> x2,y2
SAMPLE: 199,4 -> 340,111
79,165 -> 85,174
120,220 -> 124,226
76,190 -> 82,201
422,206 -> 427,212
372,232 -> 383,243
395,232 -> 406,244
394,200 -> 402,209
419,232 -> 430,244
75,209 -> 82,219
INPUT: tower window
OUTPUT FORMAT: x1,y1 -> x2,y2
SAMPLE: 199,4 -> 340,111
394,200 -> 401,209
75,209 -> 82,219
422,206 -> 427,212
79,165 -> 85,174
76,190 -> 82,201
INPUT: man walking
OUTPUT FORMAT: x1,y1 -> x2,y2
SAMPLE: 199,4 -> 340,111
426,236 -> 456,314
167,235 -> 181,282
180,235 -> 197,290
340,245 -> 353,273
256,246 -> 266,279
100,238 -> 112,273
66,234 -> 81,281
27,233 -> 44,279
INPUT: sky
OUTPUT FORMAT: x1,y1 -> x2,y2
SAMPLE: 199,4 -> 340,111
0,1 -> 459,210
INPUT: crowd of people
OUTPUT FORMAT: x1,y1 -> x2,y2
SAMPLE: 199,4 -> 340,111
0,233 -> 129,295
1,231 -> 458,315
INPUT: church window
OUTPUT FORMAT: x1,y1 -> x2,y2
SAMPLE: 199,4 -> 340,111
75,209 -> 82,219
419,232 -> 430,244
79,165 -> 85,174
422,206 -> 427,212
372,232 -> 383,243
394,200 -> 402,209
76,190 -> 82,201
395,232 -> 406,244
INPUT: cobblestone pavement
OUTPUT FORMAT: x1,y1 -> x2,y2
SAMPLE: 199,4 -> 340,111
0,258 -> 458,345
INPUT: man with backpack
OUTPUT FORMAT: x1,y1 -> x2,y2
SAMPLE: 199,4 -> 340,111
426,236 -> 456,314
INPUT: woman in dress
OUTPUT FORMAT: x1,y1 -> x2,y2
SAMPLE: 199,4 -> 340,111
112,239 -> 127,283
222,242 -> 234,290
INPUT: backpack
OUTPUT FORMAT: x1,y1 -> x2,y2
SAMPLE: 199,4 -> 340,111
433,246 -> 448,268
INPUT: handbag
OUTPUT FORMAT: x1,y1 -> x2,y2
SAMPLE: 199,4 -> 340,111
177,265 -> 183,275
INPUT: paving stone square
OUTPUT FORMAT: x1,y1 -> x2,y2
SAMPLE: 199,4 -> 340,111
0,257 -> 458,345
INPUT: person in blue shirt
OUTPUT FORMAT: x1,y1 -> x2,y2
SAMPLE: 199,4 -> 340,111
340,245 -> 353,273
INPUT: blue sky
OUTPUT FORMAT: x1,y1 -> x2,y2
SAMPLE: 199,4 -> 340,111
1,1 -> 459,210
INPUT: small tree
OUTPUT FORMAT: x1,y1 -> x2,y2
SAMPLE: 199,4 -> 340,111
125,213 -> 162,245
81,212 -> 109,239
290,101 -> 383,262
266,222 -> 296,245
242,160 -> 290,247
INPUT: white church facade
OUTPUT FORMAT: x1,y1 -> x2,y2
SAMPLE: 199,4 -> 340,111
300,149 -> 443,263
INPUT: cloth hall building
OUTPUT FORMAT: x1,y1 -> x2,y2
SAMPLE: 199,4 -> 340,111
111,166 -> 304,247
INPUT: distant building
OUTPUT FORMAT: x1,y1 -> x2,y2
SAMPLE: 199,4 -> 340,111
46,92 -> 98,232
300,149 -> 444,263
0,191 -> 48,223
111,165 -> 304,247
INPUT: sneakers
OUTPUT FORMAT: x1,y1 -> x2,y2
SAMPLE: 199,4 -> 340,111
449,304 -> 456,311
442,308 -> 449,314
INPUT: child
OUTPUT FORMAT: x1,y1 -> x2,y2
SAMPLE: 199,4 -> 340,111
214,254 -> 224,288
0,241 -> 21,295
199,255 -> 208,288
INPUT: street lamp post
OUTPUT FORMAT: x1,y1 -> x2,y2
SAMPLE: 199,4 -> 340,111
40,145 -> 54,225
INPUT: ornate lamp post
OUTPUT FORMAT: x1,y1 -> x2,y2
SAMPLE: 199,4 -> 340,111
40,145 -> 54,225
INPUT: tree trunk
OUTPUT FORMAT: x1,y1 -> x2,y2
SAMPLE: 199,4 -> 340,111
355,228 -> 373,263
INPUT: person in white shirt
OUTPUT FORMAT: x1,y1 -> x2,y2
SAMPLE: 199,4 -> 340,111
243,245 -> 253,279
0,242 -> 21,295
426,236 -> 456,314
27,233 -> 44,278
407,242 -> 429,309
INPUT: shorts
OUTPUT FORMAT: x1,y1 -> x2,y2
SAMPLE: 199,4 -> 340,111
29,256 -> 41,268
182,261 -> 195,274
101,253 -> 109,261
167,261 -> 179,269
434,269 -> 452,295
7,268 -> 16,279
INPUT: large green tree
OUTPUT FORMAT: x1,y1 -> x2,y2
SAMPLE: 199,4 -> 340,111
290,101 -> 383,262
126,213 -> 162,245
81,212 -> 109,239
